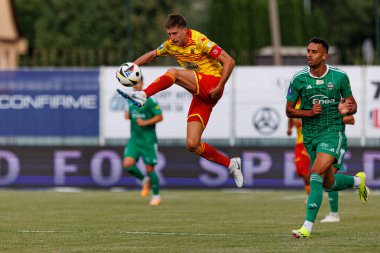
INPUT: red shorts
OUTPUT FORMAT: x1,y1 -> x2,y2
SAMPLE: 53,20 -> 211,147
294,143 -> 311,177
187,72 -> 223,128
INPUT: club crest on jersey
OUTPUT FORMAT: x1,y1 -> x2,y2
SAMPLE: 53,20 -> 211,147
327,82 -> 334,90
316,79 -> 324,85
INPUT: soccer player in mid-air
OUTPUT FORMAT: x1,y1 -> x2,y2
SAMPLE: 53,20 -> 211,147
286,37 -> 370,238
122,78 -> 163,206
117,14 -> 243,188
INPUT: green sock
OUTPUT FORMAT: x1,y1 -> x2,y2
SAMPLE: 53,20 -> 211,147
305,173 -> 323,223
330,174 -> 354,191
148,171 -> 160,195
125,166 -> 144,181
327,191 -> 339,213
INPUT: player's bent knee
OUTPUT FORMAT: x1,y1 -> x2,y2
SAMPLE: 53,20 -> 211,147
167,68 -> 178,77
186,140 -> 200,154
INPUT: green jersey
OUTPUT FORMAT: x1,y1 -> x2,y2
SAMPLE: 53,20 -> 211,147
127,96 -> 162,145
286,66 -> 352,139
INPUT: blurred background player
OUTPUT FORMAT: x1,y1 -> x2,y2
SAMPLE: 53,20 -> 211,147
122,77 -> 163,206
287,100 -> 311,199
117,14 -> 243,188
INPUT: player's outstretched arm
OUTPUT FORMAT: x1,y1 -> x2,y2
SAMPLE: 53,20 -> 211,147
134,50 -> 157,66
136,114 -> 163,127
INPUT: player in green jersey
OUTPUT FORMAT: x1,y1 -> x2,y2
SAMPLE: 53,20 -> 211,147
123,77 -> 163,206
286,37 -> 370,238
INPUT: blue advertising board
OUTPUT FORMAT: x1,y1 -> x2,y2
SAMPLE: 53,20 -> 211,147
0,69 -> 99,136
0,146 -> 379,189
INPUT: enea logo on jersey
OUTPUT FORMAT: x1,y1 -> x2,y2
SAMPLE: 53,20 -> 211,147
157,44 -> 164,51
310,95 -> 335,105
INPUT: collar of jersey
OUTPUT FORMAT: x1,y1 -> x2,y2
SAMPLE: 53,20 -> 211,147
308,64 -> 330,79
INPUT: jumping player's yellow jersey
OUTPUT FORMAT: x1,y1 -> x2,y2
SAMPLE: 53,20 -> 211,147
155,29 -> 223,77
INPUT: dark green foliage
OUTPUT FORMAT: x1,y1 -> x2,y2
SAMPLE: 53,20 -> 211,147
13,0 -> 378,66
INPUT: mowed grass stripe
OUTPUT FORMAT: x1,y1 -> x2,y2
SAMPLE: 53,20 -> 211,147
0,189 -> 378,253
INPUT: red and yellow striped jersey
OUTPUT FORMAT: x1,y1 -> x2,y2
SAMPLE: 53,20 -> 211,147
156,29 -> 223,77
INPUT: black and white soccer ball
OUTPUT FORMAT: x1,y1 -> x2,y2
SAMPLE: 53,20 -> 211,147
116,62 -> 142,87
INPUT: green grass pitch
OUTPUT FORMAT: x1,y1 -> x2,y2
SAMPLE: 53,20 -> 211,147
0,189 -> 378,252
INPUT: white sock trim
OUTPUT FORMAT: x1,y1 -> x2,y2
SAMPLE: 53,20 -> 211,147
302,220 -> 313,233
353,176 -> 361,187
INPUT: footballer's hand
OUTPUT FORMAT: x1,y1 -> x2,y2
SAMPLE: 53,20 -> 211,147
311,103 -> 322,116
338,98 -> 352,115
136,118 -> 145,126
287,129 -> 292,136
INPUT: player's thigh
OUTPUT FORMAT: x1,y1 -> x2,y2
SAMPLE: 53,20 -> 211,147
123,142 -> 140,166
332,140 -> 348,172
312,152 -> 335,176
168,68 -> 197,93
141,143 -> 158,166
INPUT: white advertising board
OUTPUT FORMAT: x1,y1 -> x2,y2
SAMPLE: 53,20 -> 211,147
365,67 -> 380,137
234,66 -> 299,138
100,66 -> 379,142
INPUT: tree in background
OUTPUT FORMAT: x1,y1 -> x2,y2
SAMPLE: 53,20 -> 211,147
311,0 -> 376,64
13,0 -> 378,66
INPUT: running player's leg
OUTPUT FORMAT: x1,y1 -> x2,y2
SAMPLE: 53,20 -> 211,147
292,152 -> 334,238
123,143 -> 146,187
141,144 -> 161,205
186,121 -> 243,187
146,164 -> 161,206
123,157 -> 144,181
295,143 -> 311,196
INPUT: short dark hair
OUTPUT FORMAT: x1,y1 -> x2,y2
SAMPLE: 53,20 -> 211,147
165,14 -> 187,29
309,37 -> 329,53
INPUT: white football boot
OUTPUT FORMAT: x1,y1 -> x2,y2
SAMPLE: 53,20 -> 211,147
229,157 -> 243,188
320,213 -> 340,223
117,88 -> 147,107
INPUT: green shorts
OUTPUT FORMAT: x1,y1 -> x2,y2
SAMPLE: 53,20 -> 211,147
304,131 -> 347,171
124,141 -> 158,165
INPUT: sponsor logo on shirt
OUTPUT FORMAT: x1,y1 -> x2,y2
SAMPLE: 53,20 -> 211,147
310,95 -> 335,105
184,62 -> 198,70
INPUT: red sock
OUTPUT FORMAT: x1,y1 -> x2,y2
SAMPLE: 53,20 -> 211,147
143,72 -> 175,98
195,142 -> 230,168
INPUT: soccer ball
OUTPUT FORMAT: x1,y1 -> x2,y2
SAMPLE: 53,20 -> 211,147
116,62 -> 142,87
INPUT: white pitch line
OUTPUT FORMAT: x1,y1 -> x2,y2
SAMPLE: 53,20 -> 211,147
18,230 -> 244,237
